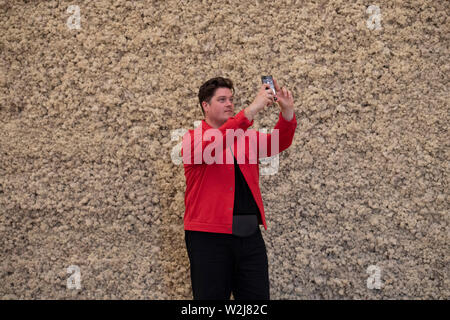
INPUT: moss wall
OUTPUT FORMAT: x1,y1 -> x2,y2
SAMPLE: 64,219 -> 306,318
0,0 -> 448,299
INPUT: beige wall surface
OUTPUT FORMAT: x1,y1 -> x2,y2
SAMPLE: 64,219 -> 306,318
0,0 -> 448,299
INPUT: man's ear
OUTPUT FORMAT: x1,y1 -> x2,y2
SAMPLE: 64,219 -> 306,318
202,101 -> 209,114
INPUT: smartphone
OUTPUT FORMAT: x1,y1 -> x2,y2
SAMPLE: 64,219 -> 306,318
261,75 -> 276,95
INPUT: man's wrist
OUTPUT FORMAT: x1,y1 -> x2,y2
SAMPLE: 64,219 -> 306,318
281,108 -> 294,121
244,106 -> 256,121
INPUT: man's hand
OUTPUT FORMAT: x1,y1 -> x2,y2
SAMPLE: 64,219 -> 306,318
245,83 -> 276,121
273,78 -> 294,121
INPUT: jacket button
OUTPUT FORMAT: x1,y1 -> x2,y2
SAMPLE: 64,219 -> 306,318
229,208 -> 232,210
229,187 -> 232,191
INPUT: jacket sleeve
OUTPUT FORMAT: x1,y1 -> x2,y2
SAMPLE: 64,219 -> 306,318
181,109 -> 254,165
257,111 -> 297,158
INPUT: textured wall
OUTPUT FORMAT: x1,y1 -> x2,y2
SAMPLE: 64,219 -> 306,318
0,0 -> 448,299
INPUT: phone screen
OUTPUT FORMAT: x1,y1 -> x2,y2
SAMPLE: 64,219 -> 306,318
261,76 -> 276,95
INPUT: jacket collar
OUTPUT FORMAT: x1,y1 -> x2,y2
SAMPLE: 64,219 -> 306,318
201,119 -> 213,131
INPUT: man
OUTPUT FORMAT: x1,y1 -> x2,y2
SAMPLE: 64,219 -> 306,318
181,76 -> 297,300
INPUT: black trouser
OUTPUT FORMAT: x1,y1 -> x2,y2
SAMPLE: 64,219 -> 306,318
185,228 -> 270,300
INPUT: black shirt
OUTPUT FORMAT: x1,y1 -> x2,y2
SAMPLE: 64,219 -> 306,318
232,155 -> 262,225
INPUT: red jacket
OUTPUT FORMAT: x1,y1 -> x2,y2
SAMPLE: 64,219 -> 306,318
181,109 -> 297,234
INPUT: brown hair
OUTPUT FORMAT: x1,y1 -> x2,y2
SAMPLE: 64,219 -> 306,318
198,77 -> 234,116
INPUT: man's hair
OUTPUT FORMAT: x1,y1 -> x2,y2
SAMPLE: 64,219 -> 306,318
198,77 -> 234,116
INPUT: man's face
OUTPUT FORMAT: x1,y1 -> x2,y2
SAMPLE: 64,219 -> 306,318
203,87 -> 235,127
